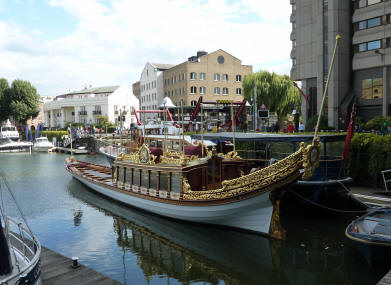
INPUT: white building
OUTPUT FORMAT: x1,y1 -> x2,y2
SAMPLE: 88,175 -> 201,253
140,63 -> 174,121
44,85 -> 139,129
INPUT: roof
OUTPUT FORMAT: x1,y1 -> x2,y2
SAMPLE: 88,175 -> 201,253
64,86 -> 120,95
150,63 -> 175,70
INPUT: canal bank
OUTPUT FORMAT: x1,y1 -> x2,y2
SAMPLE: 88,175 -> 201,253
0,152 -> 389,284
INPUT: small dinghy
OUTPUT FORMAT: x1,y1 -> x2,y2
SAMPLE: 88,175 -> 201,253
345,208 -> 391,265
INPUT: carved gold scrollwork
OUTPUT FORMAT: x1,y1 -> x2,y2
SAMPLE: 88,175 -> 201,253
182,144 -> 306,201
220,151 -> 241,160
301,139 -> 321,180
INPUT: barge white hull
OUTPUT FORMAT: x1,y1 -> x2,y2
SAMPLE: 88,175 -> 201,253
71,173 -> 274,235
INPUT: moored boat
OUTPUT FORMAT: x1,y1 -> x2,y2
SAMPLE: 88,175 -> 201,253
0,138 -> 32,153
0,174 -> 42,285
33,137 -> 53,152
66,138 -> 321,238
0,120 -> 19,141
345,208 -> 391,265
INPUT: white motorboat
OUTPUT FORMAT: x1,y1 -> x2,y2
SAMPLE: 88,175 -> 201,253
0,174 -> 42,285
0,138 -> 32,153
33,137 -> 53,152
0,120 -> 19,141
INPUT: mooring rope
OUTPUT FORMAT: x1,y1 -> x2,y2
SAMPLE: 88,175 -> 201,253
287,189 -> 368,213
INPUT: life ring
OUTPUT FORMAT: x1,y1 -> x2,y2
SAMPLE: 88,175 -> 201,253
137,136 -> 144,146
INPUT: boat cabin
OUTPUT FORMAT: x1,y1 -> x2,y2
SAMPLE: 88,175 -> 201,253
112,147 -> 244,200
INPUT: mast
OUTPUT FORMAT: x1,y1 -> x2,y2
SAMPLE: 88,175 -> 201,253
70,123 -> 73,157
143,110 -> 146,145
231,103 -> 236,153
313,35 -> 341,142
201,103 -> 204,157
181,101 -> 185,153
163,105 -> 167,153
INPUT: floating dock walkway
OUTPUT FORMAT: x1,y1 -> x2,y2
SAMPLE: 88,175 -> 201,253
41,246 -> 121,285
51,147 -> 89,154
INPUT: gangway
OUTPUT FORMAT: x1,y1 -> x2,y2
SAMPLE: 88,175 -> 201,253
184,96 -> 247,131
221,98 -> 247,131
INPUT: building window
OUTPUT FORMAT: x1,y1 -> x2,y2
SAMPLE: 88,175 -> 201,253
355,40 -> 382,52
200,86 -> 206,94
190,72 -> 197,80
388,14 -> 391,24
222,74 -> 228,81
356,17 -> 382,30
361,78 -> 383,99
292,3 -> 296,11
387,38 -> 391,47
190,86 -> 197,94
200,73 -> 206,80
236,75 -> 242,82
356,0 -> 382,9
214,73 -> 220,81
191,100 -> 197,106
214,87 -> 220,95
292,58 -> 297,66
222,88 -> 228,95
236,88 -> 242,95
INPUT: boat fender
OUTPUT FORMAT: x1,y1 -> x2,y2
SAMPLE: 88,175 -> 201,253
137,136 -> 144,146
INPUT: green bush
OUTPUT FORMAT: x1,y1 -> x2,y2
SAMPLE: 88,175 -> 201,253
107,127 -> 116,133
304,115 -> 329,132
350,133 -> 391,187
364,116 -> 391,131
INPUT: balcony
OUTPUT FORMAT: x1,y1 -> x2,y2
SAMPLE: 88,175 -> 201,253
93,110 -> 102,115
79,111 -> 87,116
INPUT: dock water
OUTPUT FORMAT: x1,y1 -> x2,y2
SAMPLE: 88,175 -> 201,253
41,246 -> 121,285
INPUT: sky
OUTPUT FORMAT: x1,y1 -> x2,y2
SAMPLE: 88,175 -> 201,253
0,0 -> 293,96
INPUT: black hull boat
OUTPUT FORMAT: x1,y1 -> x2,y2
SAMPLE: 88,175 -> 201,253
346,208 -> 391,265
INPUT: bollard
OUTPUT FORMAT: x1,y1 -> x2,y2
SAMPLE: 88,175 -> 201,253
71,256 -> 80,268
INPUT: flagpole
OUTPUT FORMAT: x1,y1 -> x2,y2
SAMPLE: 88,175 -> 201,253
70,123 -> 73,158
313,35 -> 341,142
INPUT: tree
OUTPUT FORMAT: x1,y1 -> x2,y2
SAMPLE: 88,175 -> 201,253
242,71 -> 301,119
97,115 -> 110,127
0,78 -> 10,121
7,80 -> 40,123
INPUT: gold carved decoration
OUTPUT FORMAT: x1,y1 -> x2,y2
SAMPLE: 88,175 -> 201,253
220,151 -> 241,160
118,144 -> 157,164
301,139 -> 321,180
183,143 -> 307,201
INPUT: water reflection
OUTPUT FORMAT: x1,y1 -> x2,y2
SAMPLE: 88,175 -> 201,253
68,179 -> 385,285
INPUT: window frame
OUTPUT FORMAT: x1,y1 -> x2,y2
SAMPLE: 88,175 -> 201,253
200,86 -> 206,94
199,72 -> 206,80
214,87 -> 220,95
235,74 -> 242,82
190,72 -> 196,80
190,86 -> 197,94
222,87 -> 228,95
214,73 -> 220,81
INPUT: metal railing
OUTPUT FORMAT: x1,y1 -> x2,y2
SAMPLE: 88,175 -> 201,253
1,216 -> 41,284
381,169 -> 391,192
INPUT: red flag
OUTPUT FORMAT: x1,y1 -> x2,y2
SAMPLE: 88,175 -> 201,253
343,104 -> 356,160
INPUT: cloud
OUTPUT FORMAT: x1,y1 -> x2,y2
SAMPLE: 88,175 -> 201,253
0,0 -> 293,96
